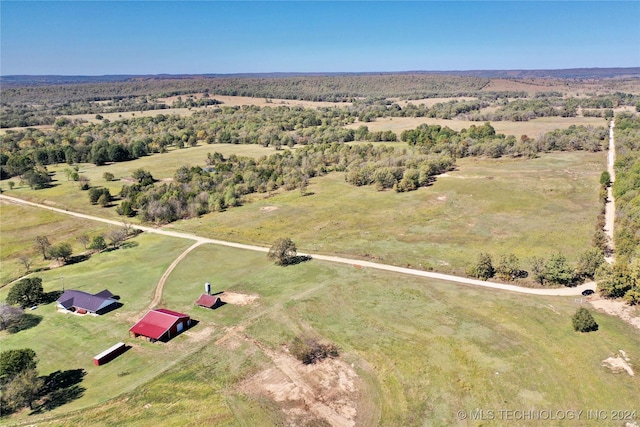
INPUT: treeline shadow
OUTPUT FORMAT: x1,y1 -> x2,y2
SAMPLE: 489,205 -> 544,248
6,313 -> 42,333
30,369 -> 86,414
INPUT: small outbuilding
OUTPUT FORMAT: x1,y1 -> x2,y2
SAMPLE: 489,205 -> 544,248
129,309 -> 191,342
93,342 -> 127,366
57,289 -> 119,315
194,294 -> 222,309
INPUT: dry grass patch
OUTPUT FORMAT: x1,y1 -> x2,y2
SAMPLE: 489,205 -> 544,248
344,116 -> 608,138
222,291 -> 259,306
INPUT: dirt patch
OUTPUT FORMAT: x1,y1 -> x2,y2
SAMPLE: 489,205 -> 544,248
589,297 -> 640,331
602,350 -> 634,377
260,206 -> 279,212
240,347 -> 360,427
220,292 -> 258,306
183,326 -> 214,343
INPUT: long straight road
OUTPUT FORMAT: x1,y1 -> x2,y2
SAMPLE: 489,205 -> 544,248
1,193 -> 595,296
605,119 -> 616,264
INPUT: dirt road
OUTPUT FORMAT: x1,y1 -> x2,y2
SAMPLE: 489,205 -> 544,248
604,119 -> 616,264
0,194 -> 594,296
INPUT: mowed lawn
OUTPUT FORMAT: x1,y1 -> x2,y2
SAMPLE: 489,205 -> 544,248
13,243 -> 640,426
0,233 -> 196,420
169,151 -> 605,275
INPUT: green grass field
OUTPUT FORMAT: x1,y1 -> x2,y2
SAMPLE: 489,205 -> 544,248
0,143 -> 280,225
2,130 -> 631,426
4,243 -> 637,426
168,151 -> 605,276
0,202 -> 114,285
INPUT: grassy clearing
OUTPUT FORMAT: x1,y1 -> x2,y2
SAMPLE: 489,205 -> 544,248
0,201 -> 114,285
2,149 -> 604,277
0,143 -> 279,217
12,248 -> 639,426
169,151 -> 605,276
0,233 -> 196,419
344,116 -> 609,138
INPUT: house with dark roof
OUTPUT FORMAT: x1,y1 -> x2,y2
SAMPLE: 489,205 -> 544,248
129,309 -> 191,342
195,294 -> 222,309
56,289 -> 119,315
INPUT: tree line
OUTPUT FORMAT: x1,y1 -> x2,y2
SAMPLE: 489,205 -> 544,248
0,104 -> 609,181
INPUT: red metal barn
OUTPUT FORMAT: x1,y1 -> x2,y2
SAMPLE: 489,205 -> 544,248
129,309 -> 191,342
195,294 -> 222,309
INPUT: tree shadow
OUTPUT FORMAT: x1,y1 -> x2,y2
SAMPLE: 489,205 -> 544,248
120,241 -> 139,249
283,255 -> 313,266
30,369 -> 87,414
65,254 -> 91,265
41,290 -> 64,305
6,313 -> 42,333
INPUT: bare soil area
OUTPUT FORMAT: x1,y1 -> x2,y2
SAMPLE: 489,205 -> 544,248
240,346 -> 362,427
220,291 -> 259,306
589,297 -> 640,331
601,350 -> 635,377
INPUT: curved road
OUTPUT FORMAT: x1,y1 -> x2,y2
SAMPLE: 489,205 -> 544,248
0,194 -> 595,296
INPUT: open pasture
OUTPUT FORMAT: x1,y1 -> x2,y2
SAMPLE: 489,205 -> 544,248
168,151 -> 605,276
9,242 -> 638,426
344,116 -> 609,139
0,200 -> 114,285
0,142 -> 279,217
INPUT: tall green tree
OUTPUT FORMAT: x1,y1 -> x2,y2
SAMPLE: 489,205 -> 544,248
6,278 -> 44,308
267,237 -> 298,266
495,253 -> 521,281
2,368 -> 43,411
544,253 -> 576,286
0,348 -> 37,385
598,262 -> 635,299
468,253 -> 495,280
48,243 -> 73,264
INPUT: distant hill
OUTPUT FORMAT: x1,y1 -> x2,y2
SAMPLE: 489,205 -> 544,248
2,68 -> 639,86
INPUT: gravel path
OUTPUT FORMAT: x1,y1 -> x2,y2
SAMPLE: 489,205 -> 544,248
1,194 -> 594,296
604,119 -> 616,264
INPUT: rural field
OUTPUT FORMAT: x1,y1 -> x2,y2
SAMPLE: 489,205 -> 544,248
344,116 -> 610,138
1,240 -> 639,426
1,74 -> 639,426
167,150 -> 605,275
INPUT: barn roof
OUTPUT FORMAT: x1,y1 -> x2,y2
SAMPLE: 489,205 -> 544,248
57,289 -> 117,313
195,294 -> 220,308
129,309 -> 190,340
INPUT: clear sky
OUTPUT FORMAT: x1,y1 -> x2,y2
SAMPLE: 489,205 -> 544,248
1,1 -> 639,76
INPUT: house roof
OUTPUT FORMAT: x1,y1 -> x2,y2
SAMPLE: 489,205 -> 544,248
57,289 -> 117,313
129,309 -> 190,340
195,294 -> 220,308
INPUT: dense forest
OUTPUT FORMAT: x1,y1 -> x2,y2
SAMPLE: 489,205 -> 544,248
2,73 -> 640,128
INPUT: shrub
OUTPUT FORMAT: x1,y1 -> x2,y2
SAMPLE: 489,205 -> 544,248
289,337 -> 339,364
468,253 -> 495,280
572,308 -> 598,332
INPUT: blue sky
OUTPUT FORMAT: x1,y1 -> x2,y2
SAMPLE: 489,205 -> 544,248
1,1 -> 639,75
